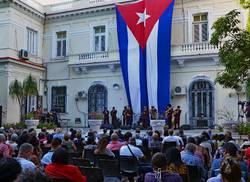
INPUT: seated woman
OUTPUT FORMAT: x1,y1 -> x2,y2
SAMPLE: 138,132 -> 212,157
166,147 -> 189,182
207,156 -> 245,182
144,153 -> 183,182
45,147 -> 86,182
94,137 -> 114,157
62,134 -> 77,153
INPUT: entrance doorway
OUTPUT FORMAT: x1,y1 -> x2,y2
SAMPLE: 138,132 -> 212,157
189,80 -> 214,127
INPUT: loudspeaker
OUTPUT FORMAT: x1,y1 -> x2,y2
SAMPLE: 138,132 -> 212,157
0,106 -> 2,127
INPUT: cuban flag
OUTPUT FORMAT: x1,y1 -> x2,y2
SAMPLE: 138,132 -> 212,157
116,0 -> 174,117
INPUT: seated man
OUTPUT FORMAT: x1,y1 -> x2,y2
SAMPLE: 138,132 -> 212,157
17,143 -> 36,172
181,143 -> 203,168
120,137 -> 144,159
41,138 -> 62,166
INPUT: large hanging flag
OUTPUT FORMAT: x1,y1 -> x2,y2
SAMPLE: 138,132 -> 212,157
116,0 -> 174,116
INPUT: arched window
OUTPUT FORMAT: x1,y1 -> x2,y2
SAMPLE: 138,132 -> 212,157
189,80 -> 214,127
88,84 -> 107,118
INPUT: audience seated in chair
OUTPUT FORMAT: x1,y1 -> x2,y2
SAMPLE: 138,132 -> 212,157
45,147 -> 86,182
144,153 -> 183,182
166,147 -> 189,182
208,157 -> 245,182
41,138 -> 62,166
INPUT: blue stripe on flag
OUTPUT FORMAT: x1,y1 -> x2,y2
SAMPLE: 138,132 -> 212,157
116,9 -> 131,107
139,48 -> 148,114
157,1 -> 175,114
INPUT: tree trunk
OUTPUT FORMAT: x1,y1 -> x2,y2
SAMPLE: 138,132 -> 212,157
247,79 -> 250,101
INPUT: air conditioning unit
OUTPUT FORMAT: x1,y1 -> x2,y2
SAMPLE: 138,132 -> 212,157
19,49 -> 29,60
173,86 -> 187,96
77,91 -> 87,99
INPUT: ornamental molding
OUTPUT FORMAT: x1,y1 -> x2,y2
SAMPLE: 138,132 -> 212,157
2,0 -> 45,20
46,5 -> 115,22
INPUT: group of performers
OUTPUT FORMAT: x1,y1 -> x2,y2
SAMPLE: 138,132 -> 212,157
102,104 -> 182,129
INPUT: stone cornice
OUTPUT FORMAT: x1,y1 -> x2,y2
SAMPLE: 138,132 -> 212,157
0,0 -> 45,20
46,4 -> 115,21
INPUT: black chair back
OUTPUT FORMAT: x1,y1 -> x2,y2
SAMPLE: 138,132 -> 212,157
52,178 -> 74,182
119,156 -> 139,175
187,165 -> 202,182
94,154 -> 114,167
162,141 -> 176,153
112,150 -> 120,159
99,159 -> 120,177
79,166 -> 104,182
72,157 -> 91,167
83,149 -> 95,162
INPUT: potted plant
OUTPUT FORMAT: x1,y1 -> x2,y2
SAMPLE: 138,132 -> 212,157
24,112 -> 39,129
88,112 -> 103,131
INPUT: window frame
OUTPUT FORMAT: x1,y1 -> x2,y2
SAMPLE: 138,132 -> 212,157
56,31 -> 67,57
91,25 -> 107,52
27,27 -> 38,55
51,86 -> 67,114
192,13 -> 208,43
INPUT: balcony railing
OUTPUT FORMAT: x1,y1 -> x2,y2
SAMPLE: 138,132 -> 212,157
79,51 -> 109,60
182,42 -> 220,53
172,42 -> 221,57
68,51 -> 119,66
69,42 -> 220,66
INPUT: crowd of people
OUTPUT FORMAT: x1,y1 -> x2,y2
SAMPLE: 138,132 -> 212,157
0,125 -> 250,182
102,104 -> 182,130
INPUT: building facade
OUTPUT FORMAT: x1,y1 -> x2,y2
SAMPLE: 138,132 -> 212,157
0,0 -> 248,127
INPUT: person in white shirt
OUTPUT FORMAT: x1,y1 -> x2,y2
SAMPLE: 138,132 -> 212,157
17,143 -> 36,172
162,130 -> 182,146
120,137 -> 144,159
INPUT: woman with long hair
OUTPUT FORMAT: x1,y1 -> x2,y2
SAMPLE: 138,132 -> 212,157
208,157 -> 244,182
144,153 -> 183,182
166,147 -> 189,182
94,137 -> 114,157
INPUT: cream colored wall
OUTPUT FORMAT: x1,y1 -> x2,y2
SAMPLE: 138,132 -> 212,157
0,7 -> 44,64
5,63 -> 44,123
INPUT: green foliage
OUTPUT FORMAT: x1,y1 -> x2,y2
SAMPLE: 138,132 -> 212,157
23,113 -> 34,119
37,122 -> 57,129
237,122 -> 250,135
240,0 -> 250,9
9,75 -> 38,122
211,10 -> 250,90
23,74 -> 38,96
89,112 -> 103,120
3,122 -> 26,129
9,79 -> 24,106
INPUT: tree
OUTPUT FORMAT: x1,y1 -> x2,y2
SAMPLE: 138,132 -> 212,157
9,74 -> 38,122
240,0 -> 250,31
210,10 -> 250,97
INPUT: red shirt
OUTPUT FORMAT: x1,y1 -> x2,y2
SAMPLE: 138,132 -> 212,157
45,163 -> 87,182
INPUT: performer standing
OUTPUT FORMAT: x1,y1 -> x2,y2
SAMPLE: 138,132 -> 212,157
126,106 -> 133,126
110,106 -> 118,128
150,106 -> 158,120
141,106 -> 149,128
103,107 -> 109,124
165,104 -> 173,129
173,106 -> 182,129
122,106 -> 127,126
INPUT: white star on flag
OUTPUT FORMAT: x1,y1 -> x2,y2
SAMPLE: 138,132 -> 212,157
136,8 -> 151,27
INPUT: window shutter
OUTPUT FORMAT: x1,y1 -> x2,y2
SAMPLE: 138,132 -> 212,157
193,24 -> 200,42
202,23 -> 208,42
